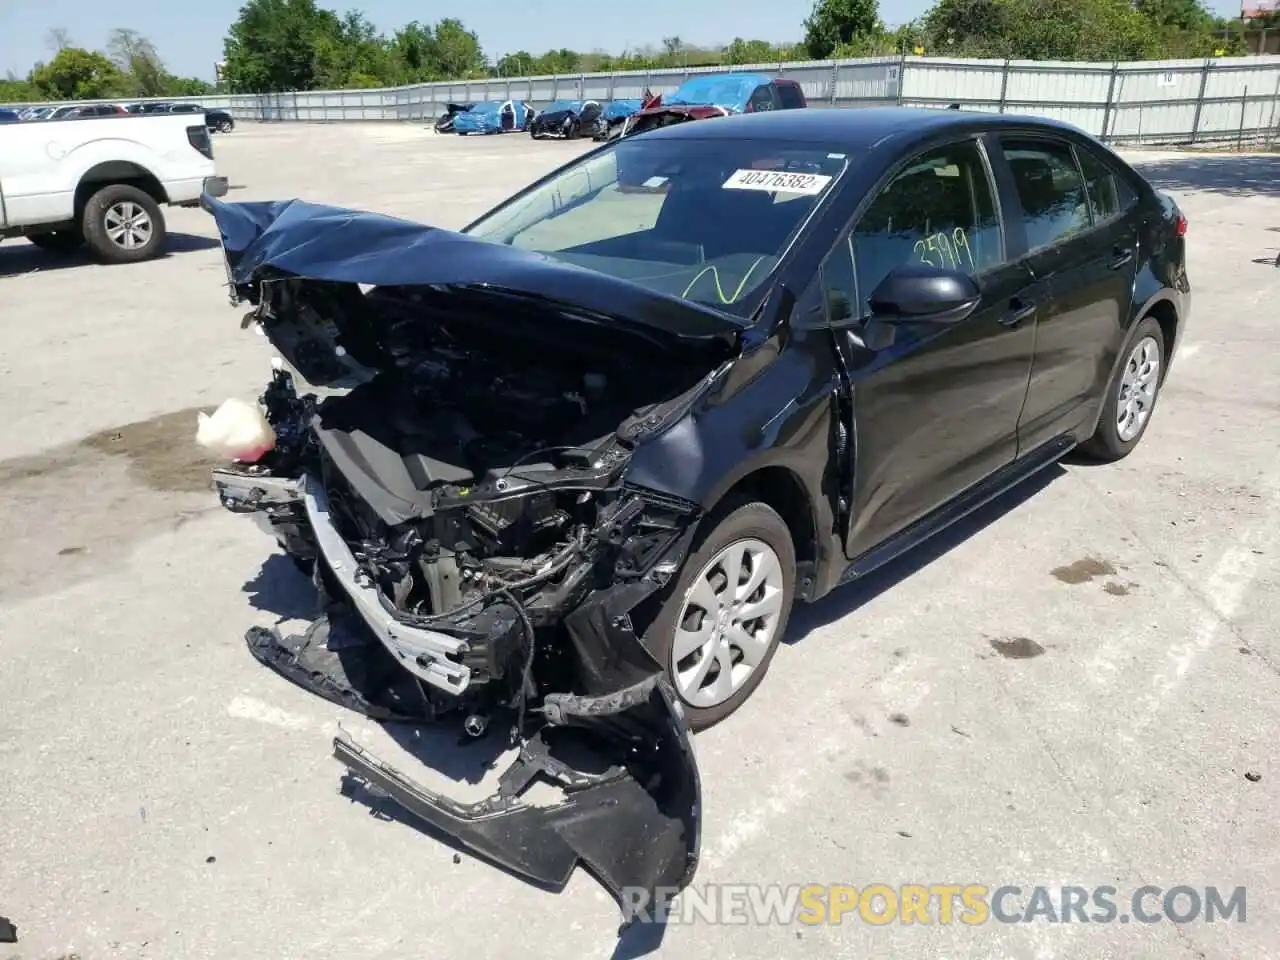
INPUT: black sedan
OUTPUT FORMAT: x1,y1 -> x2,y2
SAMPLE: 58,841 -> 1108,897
200,106 -> 1189,926
528,99 -> 603,139
166,102 -> 236,132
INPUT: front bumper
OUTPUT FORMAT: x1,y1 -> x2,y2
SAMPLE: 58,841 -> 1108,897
214,468 -> 473,693
215,463 -> 703,923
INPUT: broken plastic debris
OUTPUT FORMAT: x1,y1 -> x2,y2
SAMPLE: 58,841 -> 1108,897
196,398 -> 276,462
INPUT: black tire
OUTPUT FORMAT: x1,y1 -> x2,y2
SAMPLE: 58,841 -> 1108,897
81,184 -> 167,264
217,119 -> 234,133
27,229 -> 84,254
1079,315 -> 1167,462
566,120 -> 581,140
642,497 -> 796,731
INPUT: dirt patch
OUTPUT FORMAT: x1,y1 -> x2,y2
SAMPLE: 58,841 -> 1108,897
81,407 -> 217,493
0,406 -> 217,494
990,636 -> 1046,659
1051,557 -> 1117,585
1103,581 -> 1132,596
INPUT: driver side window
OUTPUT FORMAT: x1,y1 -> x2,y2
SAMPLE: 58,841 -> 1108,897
850,140 -> 1003,314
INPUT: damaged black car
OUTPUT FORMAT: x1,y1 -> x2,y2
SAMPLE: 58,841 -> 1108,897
201,108 -> 1188,925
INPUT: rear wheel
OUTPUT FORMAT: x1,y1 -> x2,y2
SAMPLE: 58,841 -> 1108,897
27,229 -> 84,254
1080,315 -> 1167,461
217,119 -> 234,133
81,184 -> 166,264
642,498 -> 796,731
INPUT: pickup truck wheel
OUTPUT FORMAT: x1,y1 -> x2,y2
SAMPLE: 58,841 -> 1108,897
27,229 -> 84,254
81,184 -> 166,264
643,498 -> 796,731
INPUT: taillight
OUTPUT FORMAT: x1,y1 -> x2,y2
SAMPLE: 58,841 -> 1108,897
1175,215 -> 1187,237
187,124 -> 213,160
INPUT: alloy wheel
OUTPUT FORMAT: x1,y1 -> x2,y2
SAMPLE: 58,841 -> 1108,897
103,201 -> 154,251
1116,335 -> 1161,442
671,538 -> 785,709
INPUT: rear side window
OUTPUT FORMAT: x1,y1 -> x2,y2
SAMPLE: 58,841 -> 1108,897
748,85 -> 776,112
776,83 -> 805,109
850,140 -> 1004,307
1075,146 -> 1138,225
1001,138 -> 1090,252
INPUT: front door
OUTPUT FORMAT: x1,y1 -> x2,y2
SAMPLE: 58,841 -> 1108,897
824,138 -> 1042,557
994,135 -> 1141,450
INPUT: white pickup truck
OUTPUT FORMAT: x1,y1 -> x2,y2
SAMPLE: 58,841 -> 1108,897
0,112 -> 229,263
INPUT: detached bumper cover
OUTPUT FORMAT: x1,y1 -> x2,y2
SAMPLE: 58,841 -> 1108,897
335,676 -> 700,912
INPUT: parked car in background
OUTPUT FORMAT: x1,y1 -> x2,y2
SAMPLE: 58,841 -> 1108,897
47,105 -> 81,120
166,102 -> 236,133
529,99 -> 603,140
621,73 -> 807,138
0,111 -> 226,262
433,102 -> 474,133
0,109 -> 19,124
452,99 -> 535,134
17,106 -> 55,120
590,96 -> 651,141
63,103 -> 128,119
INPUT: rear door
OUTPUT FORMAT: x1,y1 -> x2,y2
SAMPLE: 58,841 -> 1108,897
992,135 -> 1140,451
823,137 -> 1042,555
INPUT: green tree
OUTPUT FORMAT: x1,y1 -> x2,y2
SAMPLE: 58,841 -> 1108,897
803,0 -> 882,58
495,50 -> 536,76
431,18 -> 486,79
1136,0 -> 1213,31
29,47 -> 124,99
391,22 -> 437,82
222,0 -> 342,92
725,38 -> 779,63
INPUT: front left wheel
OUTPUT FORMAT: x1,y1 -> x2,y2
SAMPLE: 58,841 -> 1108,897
643,498 -> 796,731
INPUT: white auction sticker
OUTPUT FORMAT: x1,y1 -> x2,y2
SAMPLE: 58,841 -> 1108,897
722,168 -> 833,195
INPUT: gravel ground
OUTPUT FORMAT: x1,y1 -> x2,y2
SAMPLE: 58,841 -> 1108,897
1,122 -> 1278,960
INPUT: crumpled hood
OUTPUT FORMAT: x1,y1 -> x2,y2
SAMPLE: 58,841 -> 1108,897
202,195 -> 745,343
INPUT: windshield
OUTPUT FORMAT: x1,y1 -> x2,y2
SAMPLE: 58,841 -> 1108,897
542,100 -> 582,114
463,137 -> 849,316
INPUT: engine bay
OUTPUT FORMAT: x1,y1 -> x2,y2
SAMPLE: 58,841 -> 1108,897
227,278 -> 721,692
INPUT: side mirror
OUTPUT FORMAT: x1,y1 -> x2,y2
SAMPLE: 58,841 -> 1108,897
868,263 -> 982,325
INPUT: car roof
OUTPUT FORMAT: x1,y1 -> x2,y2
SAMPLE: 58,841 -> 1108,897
638,106 -> 1086,149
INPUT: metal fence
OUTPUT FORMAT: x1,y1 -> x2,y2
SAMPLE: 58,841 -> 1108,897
9,53 -> 1280,147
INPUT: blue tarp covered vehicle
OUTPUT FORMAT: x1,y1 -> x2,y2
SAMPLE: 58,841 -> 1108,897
665,73 -> 772,112
621,73 -> 806,138
452,99 -> 535,134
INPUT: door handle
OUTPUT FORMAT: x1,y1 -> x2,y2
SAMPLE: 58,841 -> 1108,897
1109,247 -> 1135,269
1000,298 -> 1037,327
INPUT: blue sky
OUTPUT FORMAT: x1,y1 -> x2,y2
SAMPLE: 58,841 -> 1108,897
0,0 -> 1250,82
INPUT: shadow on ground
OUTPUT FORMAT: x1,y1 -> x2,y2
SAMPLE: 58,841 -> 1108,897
787,463 -> 1065,642
1132,153 -> 1280,198
0,232 -> 221,277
